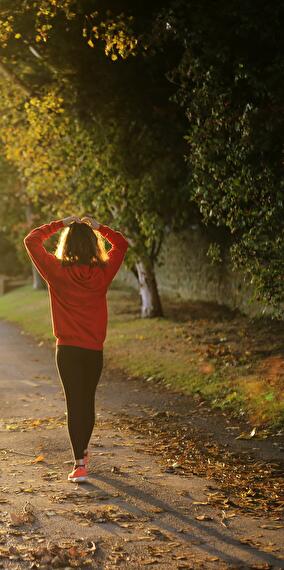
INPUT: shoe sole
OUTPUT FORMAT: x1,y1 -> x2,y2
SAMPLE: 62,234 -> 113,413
68,476 -> 88,483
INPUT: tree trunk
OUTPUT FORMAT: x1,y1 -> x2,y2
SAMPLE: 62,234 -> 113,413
31,265 -> 46,290
135,259 -> 164,318
25,202 -> 46,291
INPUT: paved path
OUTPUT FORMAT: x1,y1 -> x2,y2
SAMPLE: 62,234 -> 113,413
0,319 -> 283,569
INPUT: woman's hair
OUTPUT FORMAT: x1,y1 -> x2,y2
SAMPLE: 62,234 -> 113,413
54,221 -> 109,267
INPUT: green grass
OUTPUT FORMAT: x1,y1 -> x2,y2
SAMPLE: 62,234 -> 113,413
0,283 -> 283,428
0,285 -> 55,342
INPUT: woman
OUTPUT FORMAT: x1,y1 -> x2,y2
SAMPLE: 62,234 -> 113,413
23,214 -> 129,483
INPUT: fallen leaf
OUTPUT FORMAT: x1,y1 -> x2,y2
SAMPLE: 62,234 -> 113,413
87,541 -> 97,553
260,524 -> 284,530
9,512 -> 26,526
262,544 -> 280,553
33,454 -> 45,463
235,427 -> 257,440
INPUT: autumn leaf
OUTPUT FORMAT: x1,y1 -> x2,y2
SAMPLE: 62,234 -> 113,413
195,514 -> 213,521
32,454 -> 45,463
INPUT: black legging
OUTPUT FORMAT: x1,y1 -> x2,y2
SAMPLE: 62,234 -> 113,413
55,345 -> 103,460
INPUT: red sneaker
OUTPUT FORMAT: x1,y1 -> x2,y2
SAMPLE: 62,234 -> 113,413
68,464 -> 88,483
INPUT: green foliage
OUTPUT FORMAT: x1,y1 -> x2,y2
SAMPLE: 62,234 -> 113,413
2,0 -> 283,317
151,0 -> 284,313
0,0 -> 190,282
0,81 -> 98,215
0,155 -> 29,271
207,243 -> 222,265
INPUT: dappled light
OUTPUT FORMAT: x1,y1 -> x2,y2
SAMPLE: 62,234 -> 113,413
0,1 -> 283,568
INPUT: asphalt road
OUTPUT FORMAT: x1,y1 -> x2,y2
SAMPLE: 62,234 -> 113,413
0,319 -> 283,569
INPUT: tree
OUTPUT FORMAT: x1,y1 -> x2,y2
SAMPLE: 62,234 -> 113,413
0,156 -> 28,277
65,0 -> 284,313
0,0 -> 191,316
149,0 -> 284,313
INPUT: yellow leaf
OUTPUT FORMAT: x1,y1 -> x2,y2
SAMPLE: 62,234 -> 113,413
88,39 -> 94,48
31,419 -> 41,426
33,454 -> 45,463
14,33 -> 21,39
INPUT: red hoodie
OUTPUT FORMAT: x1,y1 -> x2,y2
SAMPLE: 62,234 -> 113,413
23,220 -> 129,351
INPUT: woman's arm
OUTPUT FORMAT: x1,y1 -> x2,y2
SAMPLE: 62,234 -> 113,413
99,223 -> 129,286
81,215 -> 129,287
23,219 -> 65,283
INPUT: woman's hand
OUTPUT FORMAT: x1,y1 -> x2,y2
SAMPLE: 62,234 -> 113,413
81,215 -> 101,230
62,215 -> 81,227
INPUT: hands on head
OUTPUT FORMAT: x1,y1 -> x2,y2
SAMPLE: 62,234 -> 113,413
62,215 -> 100,229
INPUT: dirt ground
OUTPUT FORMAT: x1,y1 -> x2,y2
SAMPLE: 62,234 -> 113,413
0,319 -> 283,569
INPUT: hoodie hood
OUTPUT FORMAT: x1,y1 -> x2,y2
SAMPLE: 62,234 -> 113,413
65,263 -> 105,291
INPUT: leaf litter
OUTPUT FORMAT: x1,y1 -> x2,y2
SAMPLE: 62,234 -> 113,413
0,539 -> 99,568
72,504 -> 149,528
109,411 -> 284,520
9,501 -> 36,526
2,415 -> 66,432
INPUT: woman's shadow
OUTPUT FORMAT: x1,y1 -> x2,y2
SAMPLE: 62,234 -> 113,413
77,470 -> 283,567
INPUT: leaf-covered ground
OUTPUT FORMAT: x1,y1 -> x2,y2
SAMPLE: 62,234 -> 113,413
0,318 -> 283,569
106,285 -> 284,429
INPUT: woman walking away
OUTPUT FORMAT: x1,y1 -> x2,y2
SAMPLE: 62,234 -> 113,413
23,214 -> 129,483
